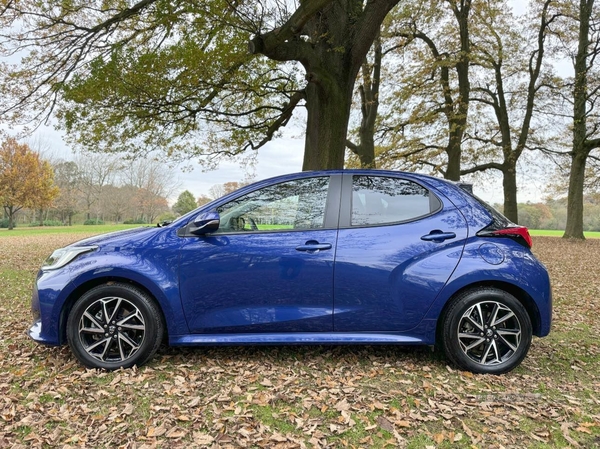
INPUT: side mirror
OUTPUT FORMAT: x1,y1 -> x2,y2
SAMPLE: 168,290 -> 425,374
189,210 -> 220,235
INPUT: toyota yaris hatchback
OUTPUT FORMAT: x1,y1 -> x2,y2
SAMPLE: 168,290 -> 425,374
29,170 -> 552,374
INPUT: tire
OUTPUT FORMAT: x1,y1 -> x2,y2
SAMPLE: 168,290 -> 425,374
441,287 -> 532,374
66,282 -> 164,370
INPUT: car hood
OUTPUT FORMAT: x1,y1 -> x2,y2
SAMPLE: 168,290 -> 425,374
68,226 -> 161,249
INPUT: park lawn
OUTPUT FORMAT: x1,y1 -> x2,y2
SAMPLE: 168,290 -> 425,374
530,229 -> 600,238
0,223 -> 145,237
0,233 -> 599,447
5,224 -> 599,238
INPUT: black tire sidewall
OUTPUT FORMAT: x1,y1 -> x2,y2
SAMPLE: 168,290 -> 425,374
66,283 -> 162,370
442,288 -> 532,375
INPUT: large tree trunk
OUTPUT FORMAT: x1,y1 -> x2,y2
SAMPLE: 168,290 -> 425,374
445,143 -> 462,181
503,164 -> 519,223
564,151 -> 587,239
563,0 -> 594,239
445,0 -> 471,181
303,76 -> 353,170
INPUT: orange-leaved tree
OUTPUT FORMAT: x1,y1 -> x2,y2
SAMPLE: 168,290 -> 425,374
0,138 -> 59,230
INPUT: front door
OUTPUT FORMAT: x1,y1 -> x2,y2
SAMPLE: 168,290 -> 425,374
179,175 -> 340,333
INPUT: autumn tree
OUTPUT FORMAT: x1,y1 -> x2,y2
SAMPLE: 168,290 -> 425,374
1,0 -> 402,171
196,195 -> 213,207
460,0 -> 559,223
0,138 -> 59,230
563,0 -> 600,239
208,181 -> 247,200
345,31 -> 383,168
354,0 -> 472,177
74,152 -> 120,221
53,161 -> 80,225
123,158 -> 178,223
173,190 -> 197,216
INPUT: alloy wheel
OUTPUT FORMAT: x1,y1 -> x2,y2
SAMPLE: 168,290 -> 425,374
78,296 -> 146,363
457,301 -> 522,366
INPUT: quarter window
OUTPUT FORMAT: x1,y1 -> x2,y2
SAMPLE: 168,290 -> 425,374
352,176 -> 437,226
216,177 -> 330,232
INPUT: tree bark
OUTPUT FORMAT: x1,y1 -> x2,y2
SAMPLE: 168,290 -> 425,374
445,0 -> 471,181
564,0 -> 595,239
564,152 -> 587,239
347,33 -> 381,169
303,72 -> 354,170
503,163 -> 519,223
4,206 -> 15,230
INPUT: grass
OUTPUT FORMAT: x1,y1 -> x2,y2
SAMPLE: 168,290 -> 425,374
0,232 -> 599,447
0,223 -> 144,237
3,224 -> 599,238
529,229 -> 600,238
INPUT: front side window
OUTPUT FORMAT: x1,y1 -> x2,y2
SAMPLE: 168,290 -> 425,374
352,176 -> 437,226
216,177 -> 330,232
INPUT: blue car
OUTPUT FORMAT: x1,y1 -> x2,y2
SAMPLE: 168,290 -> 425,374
29,170 -> 551,374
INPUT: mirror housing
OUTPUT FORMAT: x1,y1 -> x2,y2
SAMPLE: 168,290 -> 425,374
189,210 -> 220,235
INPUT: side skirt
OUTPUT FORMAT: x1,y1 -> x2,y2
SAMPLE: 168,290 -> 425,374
169,332 -> 428,346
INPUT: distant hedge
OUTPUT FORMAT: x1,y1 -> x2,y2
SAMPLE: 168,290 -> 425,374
28,220 -> 63,227
0,218 -> 15,228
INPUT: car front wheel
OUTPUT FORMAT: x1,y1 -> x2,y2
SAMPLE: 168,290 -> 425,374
442,288 -> 532,374
66,283 -> 164,370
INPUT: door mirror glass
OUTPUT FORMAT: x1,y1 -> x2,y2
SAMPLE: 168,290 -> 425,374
190,210 -> 220,235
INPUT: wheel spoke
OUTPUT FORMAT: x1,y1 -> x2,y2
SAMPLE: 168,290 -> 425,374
464,315 -> 484,332
80,326 -> 105,334
118,310 -> 144,327
459,334 -> 485,351
490,340 -> 501,364
492,310 -> 515,327
106,297 -> 123,324
480,340 -> 495,363
487,303 -> 500,328
119,332 -> 140,353
102,300 -> 111,326
86,336 -> 113,361
83,311 -> 104,330
475,303 -> 484,329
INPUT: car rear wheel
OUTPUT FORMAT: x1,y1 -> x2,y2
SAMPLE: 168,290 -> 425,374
67,283 -> 164,370
442,287 -> 532,374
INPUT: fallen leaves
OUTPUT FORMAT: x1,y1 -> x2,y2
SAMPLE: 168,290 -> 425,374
0,235 -> 600,447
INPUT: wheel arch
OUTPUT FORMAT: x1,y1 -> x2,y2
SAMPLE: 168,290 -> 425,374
435,281 -> 542,345
58,276 -> 169,345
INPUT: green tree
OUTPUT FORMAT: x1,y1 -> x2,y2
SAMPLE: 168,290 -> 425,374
0,138 -> 59,230
173,190 -> 197,216
1,0 -> 401,171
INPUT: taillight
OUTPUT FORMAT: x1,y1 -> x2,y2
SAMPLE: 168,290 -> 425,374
477,225 -> 533,248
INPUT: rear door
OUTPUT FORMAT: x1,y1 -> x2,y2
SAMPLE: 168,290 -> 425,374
333,174 -> 467,332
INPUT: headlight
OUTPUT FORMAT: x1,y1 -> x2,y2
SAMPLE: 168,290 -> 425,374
42,246 -> 98,271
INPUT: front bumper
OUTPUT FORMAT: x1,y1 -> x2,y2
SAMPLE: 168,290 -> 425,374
27,269 -> 72,347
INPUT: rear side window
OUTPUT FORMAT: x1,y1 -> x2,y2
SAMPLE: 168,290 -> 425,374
351,176 -> 440,226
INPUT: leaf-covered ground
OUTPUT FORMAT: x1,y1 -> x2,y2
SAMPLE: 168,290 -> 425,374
1,234 -> 599,448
